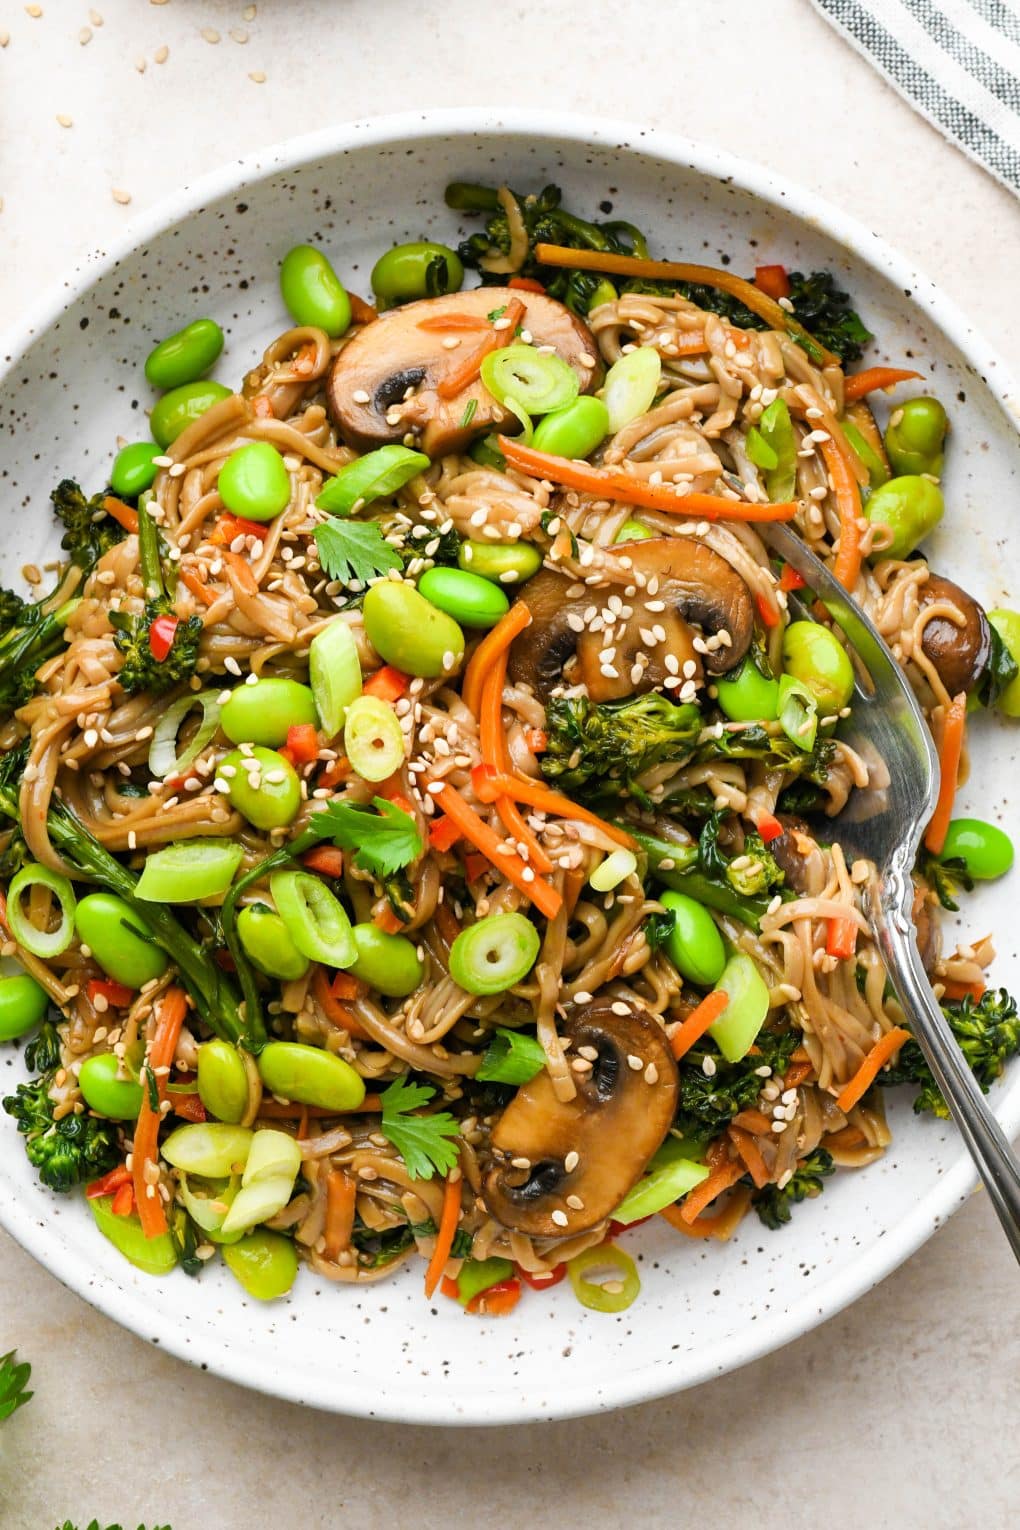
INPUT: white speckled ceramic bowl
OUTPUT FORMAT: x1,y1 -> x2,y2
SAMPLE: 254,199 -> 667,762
1,111 -> 1018,1425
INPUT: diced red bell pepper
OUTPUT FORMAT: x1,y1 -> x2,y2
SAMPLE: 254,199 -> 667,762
466,1278 -> 522,1316
286,723 -> 320,764
778,564 -> 806,593
428,815 -> 463,852
756,811 -> 784,844
110,1181 -> 136,1217
301,845 -> 345,879
608,1214 -> 653,1237
825,917 -> 858,961
755,592 -> 780,629
515,1261 -> 567,1291
754,264 -> 791,300
171,1092 -> 207,1123
362,665 -> 410,703
148,614 -> 179,663
87,977 -> 135,1010
86,1164 -> 132,1199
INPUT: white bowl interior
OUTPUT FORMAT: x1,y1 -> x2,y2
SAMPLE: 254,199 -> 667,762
1,114 -> 1017,1424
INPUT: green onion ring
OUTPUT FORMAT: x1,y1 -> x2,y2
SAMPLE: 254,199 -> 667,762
149,691 -> 222,779
566,1244 -> 641,1313
481,344 -> 579,419
6,864 -> 77,958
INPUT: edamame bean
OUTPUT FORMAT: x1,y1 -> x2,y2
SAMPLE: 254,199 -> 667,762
78,1052 -> 143,1121
257,1040 -> 366,1111
196,1039 -> 250,1124
715,658 -> 781,722
216,747 -> 301,830
418,567 -> 509,629
988,610 -> 1020,717
370,241 -> 464,308
864,475 -> 944,560
658,892 -> 726,987
145,318 -> 224,390
782,621 -> 855,713
109,441 -> 161,499
938,818 -> 1014,881
884,397 -> 948,478
220,677 -> 317,747
279,245 -> 352,337
362,581 -> 465,678
532,396 -> 609,459
237,904 -> 310,982
218,442 -> 292,523
613,518 -> 653,543
75,892 -> 169,989
150,381 -> 232,448
457,540 -> 542,585
223,1229 -> 299,1301
349,923 -> 424,997
0,974 -> 49,1042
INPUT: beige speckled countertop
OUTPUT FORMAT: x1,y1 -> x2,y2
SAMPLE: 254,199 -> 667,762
1,3 -> 1018,1526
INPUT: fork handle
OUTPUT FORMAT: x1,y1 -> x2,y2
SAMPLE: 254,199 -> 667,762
872,866 -> 1020,1262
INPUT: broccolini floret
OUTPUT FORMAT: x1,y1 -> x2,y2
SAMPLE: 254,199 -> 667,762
2,1072 -> 119,1192
542,693 -> 702,801
878,988 -> 1020,1118
674,1029 -> 801,1141
108,498 -> 201,695
752,1149 -> 835,1229
51,479 -> 125,573
692,719 -> 836,786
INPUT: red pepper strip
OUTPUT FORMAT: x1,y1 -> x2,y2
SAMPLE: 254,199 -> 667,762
754,264 -> 790,300
428,815 -> 463,852
607,1214 -> 654,1236
301,845 -> 345,878
362,665 -> 410,703
778,564 -> 806,593
826,916 -> 858,961
86,1164 -> 132,1199
86,977 -> 135,1009
755,811 -> 784,844
755,591 -> 780,629
466,1278 -> 522,1316
171,1092 -> 207,1123
440,1275 -> 460,1301
286,723 -> 320,764
111,1181 -> 135,1217
148,614 -> 179,663
515,1262 -> 567,1290
208,513 -> 268,547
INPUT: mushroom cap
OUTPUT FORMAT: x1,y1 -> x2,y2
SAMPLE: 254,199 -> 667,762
482,999 -> 679,1237
508,538 -> 755,703
326,287 -> 601,458
918,574 -> 991,697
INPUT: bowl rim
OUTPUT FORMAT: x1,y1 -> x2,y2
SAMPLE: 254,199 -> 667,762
1,107 -> 1017,1426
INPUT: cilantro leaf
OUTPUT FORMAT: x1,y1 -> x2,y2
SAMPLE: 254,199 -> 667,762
314,518 -> 402,585
476,1027 -> 545,1085
379,1076 -> 461,1180
304,796 -> 422,878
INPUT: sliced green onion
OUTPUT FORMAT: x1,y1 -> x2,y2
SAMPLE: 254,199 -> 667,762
269,870 -> 357,967
456,1256 -> 514,1306
588,848 -> 638,892
841,419 -> 889,490
316,445 -> 430,517
747,397 -> 797,501
602,347 -> 661,434
135,840 -> 244,903
343,694 -> 406,782
480,343 -> 579,418
612,1138 -> 709,1225
178,1172 -> 244,1242
242,1129 -> 302,1187
777,674 -> 818,752
709,952 -> 770,1062
448,912 -> 540,996
148,691 -> 222,780
745,429 -> 778,472
6,865 -> 76,958
162,1122 -> 254,1177
219,1174 -> 297,1238
309,619 -> 363,736
567,1244 -> 641,1313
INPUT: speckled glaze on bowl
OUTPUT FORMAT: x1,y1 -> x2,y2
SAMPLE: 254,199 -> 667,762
1,111 -> 1018,1426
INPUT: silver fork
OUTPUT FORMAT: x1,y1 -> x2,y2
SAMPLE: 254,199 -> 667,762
764,522 -> 1020,1260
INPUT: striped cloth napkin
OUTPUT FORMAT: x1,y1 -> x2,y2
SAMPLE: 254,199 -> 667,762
810,0 -> 1020,194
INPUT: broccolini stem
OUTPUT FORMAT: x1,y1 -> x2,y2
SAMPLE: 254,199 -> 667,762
444,182 -> 501,213
136,498 -> 164,599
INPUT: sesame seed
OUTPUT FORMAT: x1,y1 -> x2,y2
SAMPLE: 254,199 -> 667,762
566,1194 -> 585,1211
644,1062 -> 659,1085
25,4 -> 43,16
248,70 -> 267,83
201,26 -> 221,43
771,1120 -> 788,1133
573,990 -> 592,1004
627,1054 -> 643,1071
564,1150 -> 580,1172
112,188 -> 132,205
550,1209 -> 569,1228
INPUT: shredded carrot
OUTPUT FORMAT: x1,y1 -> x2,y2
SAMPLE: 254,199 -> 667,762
251,394 -> 275,419
424,1171 -> 463,1299
728,1124 -> 771,1189
661,1187 -> 753,1239
428,814 -> 463,853
524,727 -> 547,754
462,601 -> 532,718
532,243 -> 838,365
348,292 -> 378,326
507,276 -> 546,293
730,1108 -> 774,1135
131,987 -> 188,1239
102,495 -> 139,533
824,1125 -> 868,1152
836,1026 -> 911,1113
223,548 -> 259,595
362,665 -> 409,702
417,313 -> 491,332
498,436 -> 799,522
311,965 -> 368,1037
301,845 -> 345,878
179,567 -> 219,607
842,367 -> 923,403
941,977 -> 986,1003
783,1059 -> 814,1089
207,513 -> 267,547
324,1170 -> 357,1259
256,1095 -> 382,1119
669,989 -> 729,1060
679,1159 -> 745,1224
463,851 -> 490,885
430,781 -> 562,920
826,916 -> 858,961
924,693 -> 967,855
820,437 -> 863,591
471,765 -> 635,850
86,1164 -> 132,1199
479,661 -> 555,874
436,296 -> 526,400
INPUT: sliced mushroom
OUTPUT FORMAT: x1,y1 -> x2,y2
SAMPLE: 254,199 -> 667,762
918,574 -> 991,697
482,999 -> 679,1237
508,538 -> 754,702
769,813 -> 819,896
326,287 -> 600,457
912,876 -> 940,976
